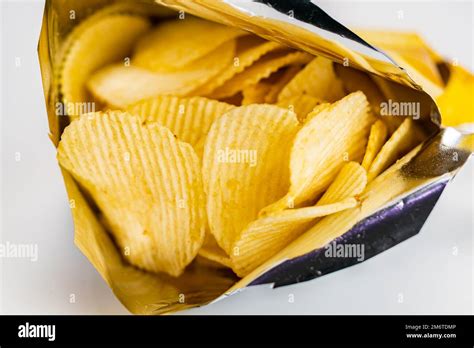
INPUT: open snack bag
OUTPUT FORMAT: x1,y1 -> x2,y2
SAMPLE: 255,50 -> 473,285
38,0 -> 473,314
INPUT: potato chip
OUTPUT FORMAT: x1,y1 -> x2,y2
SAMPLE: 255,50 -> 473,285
316,161 -> 367,205
209,50 -> 313,99
367,117 -> 425,181
277,94 -> 323,122
194,36 -> 286,96
231,197 -> 358,276
133,16 -> 246,72
57,111 -> 206,277
335,65 -> 386,115
87,65 -> 204,108
88,40 -> 236,108
263,65 -> 303,104
231,161 -> 366,276
241,82 -> 273,105
436,65 -> 474,127
361,120 -> 389,170
60,15 -> 151,115
277,56 -> 345,102
241,66 -> 301,105
127,95 -> 234,147
202,104 -> 300,254
261,92 -> 375,214
243,145 -> 427,282
198,234 -> 233,269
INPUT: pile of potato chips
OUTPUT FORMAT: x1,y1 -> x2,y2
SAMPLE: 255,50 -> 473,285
56,7 -> 430,278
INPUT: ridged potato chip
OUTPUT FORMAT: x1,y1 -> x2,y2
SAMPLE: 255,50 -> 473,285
335,65 -> 386,115
195,36 -> 286,96
127,95 -> 234,147
58,111 -> 206,277
241,66 -> 301,105
209,50 -> 313,99
60,15 -> 151,114
133,16 -> 247,72
361,120 -> 389,170
316,162 -> 368,205
231,161 -> 367,276
87,65 -> 204,108
436,65 -> 474,127
198,234 -> 233,269
202,104 -> 300,254
88,40 -> 236,108
277,56 -> 345,102
277,94 -> 323,122
367,117 -> 425,181
261,92 -> 375,214
231,198 -> 358,276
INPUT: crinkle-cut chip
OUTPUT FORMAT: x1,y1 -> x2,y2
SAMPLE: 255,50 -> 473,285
277,94 -> 323,122
361,120 -> 389,170
87,65 -> 204,108
261,92 -> 375,214
436,65 -> 474,127
241,66 -> 300,105
231,197 -> 358,276
263,65 -> 303,104
218,93 -> 244,106
202,104 -> 300,254
126,95 -> 234,147
367,117 -> 425,182
57,111 -> 206,277
335,65 -> 386,115
231,161 -> 366,276
60,15 -> 151,115
277,56 -> 345,102
242,82 -> 273,105
88,40 -> 236,108
198,234 -> 233,269
194,36 -> 286,96
133,16 -> 247,72
317,161 -> 367,205
208,51 -> 313,99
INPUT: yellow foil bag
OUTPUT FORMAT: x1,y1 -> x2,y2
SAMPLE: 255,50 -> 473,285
38,0 -> 473,314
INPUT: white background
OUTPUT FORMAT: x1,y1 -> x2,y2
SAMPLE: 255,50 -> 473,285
0,0 -> 472,314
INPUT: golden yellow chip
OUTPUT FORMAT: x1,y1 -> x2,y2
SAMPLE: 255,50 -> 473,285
241,66 -> 301,105
87,65 -> 202,108
133,16 -> 246,72
367,117 -> 425,181
317,161 -> 367,205
277,56 -> 345,102
261,92 -> 375,214
231,197 -> 358,276
58,111 -> 206,277
195,36 -> 286,96
202,104 -> 300,254
361,120 -> 389,170
88,40 -> 236,108
198,234 -> 233,269
209,50 -> 313,99
231,161 -> 366,276
277,94 -> 323,122
60,15 -> 151,115
127,95 -> 234,147
263,65 -> 303,104
335,65 -> 386,115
